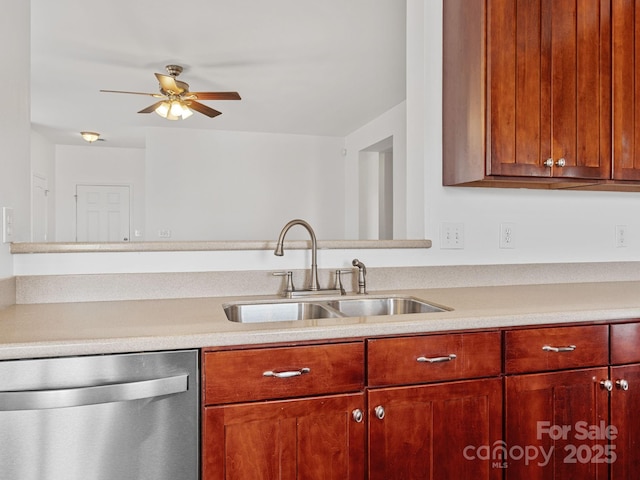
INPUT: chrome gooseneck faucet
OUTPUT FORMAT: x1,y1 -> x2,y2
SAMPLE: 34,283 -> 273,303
274,219 -> 320,291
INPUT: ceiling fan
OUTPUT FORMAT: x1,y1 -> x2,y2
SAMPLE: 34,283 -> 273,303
100,64 -> 241,120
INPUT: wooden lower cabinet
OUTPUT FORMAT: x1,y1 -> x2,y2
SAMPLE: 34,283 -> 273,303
367,377 -> 503,480
202,392 -> 365,480
505,368 -> 610,479
201,322 -> 640,479
610,364 -> 640,478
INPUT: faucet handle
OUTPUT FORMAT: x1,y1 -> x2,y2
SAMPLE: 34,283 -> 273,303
335,269 -> 353,295
352,259 -> 367,294
272,271 -> 295,297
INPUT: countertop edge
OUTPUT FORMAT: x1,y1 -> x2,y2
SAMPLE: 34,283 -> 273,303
10,239 -> 432,254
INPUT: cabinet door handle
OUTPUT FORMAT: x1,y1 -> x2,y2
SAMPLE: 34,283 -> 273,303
352,409 -> 364,423
555,158 -> 566,167
544,158 -> 554,167
600,379 -> 613,392
542,345 -> 576,353
616,379 -> 629,391
417,354 -> 457,363
263,367 -> 310,378
374,405 -> 385,420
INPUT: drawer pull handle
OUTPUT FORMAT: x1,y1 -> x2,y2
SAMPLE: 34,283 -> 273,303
542,345 -> 576,353
417,354 -> 457,363
263,367 -> 311,379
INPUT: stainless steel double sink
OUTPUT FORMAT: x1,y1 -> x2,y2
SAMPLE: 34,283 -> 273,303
223,295 -> 451,323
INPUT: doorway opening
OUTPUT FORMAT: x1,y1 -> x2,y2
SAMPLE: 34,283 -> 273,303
358,136 -> 393,240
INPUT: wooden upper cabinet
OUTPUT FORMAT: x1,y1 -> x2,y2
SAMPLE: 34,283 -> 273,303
444,0 -> 614,187
612,0 -> 640,181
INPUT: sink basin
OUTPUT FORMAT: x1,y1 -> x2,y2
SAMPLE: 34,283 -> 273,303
223,295 -> 450,323
327,296 -> 448,317
224,301 -> 340,323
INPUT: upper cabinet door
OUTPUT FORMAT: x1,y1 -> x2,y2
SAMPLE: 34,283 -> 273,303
613,0 -> 640,180
488,0 -> 611,179
489,0 -> 552,177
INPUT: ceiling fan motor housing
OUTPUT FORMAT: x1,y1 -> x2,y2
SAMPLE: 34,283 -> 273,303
165,65 -> 183,77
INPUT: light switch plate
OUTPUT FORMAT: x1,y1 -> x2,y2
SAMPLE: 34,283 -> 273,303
2,207 -> 14,243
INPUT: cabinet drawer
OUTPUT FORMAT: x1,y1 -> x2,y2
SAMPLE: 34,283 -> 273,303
611,322 -> 640,364
367,331 -> 501,386
505,325 -> 608,374
203,342 -> 364,405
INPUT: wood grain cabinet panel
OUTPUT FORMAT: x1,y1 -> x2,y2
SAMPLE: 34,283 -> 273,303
610,321 -> 640,364
609,364 -> 640,479
367,331 -> 501,386
203,393 -> 365,480
505,368 -> 610,479
609,322 -> 640,479
203,342 -> 364,405
368,378 -> 503,480
444,0 -> 619,189
612,0 -> 640,181
505,325 -> 609,374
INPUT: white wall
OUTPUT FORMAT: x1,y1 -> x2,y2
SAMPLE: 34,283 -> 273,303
421,2 -> 640,266
14,0 -> 640,279
31,130 -> 56,241
55,145 -> 145,241
144,128 -> 346,241
0,0 -> 30,278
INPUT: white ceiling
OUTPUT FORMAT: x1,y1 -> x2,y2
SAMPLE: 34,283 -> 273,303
31,0 -> 406,148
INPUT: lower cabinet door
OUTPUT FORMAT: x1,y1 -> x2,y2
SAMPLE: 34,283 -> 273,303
610,364 -> 640,479
505,367 -> 610,480
202,392 -> 365,480
368,377 -> 503,480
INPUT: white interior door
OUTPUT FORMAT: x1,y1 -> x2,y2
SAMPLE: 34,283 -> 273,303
32,174 -> 49,242
76,185 -> 130,242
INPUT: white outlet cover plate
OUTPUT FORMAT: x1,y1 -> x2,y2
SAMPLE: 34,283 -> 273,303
440,223 -> 464,249
2,207 -> 14,243
500,223 -> 516,249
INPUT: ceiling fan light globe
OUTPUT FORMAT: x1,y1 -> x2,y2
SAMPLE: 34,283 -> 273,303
169,100 -> 185,118
181,107 -> 193,119
155,101 -> 171,118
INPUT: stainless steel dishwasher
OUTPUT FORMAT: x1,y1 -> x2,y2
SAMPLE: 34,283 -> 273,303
0,349 -> 199,480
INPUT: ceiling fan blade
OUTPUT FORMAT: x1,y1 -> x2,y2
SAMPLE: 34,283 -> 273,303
188,101 -> 222,118
189,92 -> 241,100
155,73 -> 185,94
138,101 -> 165,114
100,89 -> 162,97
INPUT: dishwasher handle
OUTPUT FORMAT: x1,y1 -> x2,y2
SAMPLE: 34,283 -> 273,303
0,373 -> 188,411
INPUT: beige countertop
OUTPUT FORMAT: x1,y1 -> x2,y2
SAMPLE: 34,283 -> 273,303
1,281 -> 639,360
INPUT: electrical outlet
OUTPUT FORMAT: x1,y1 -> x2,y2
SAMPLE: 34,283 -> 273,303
441,223 -> 464,249
500,223 -> 516,249
2,207 -> 14,243
615,225 -> 628,248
